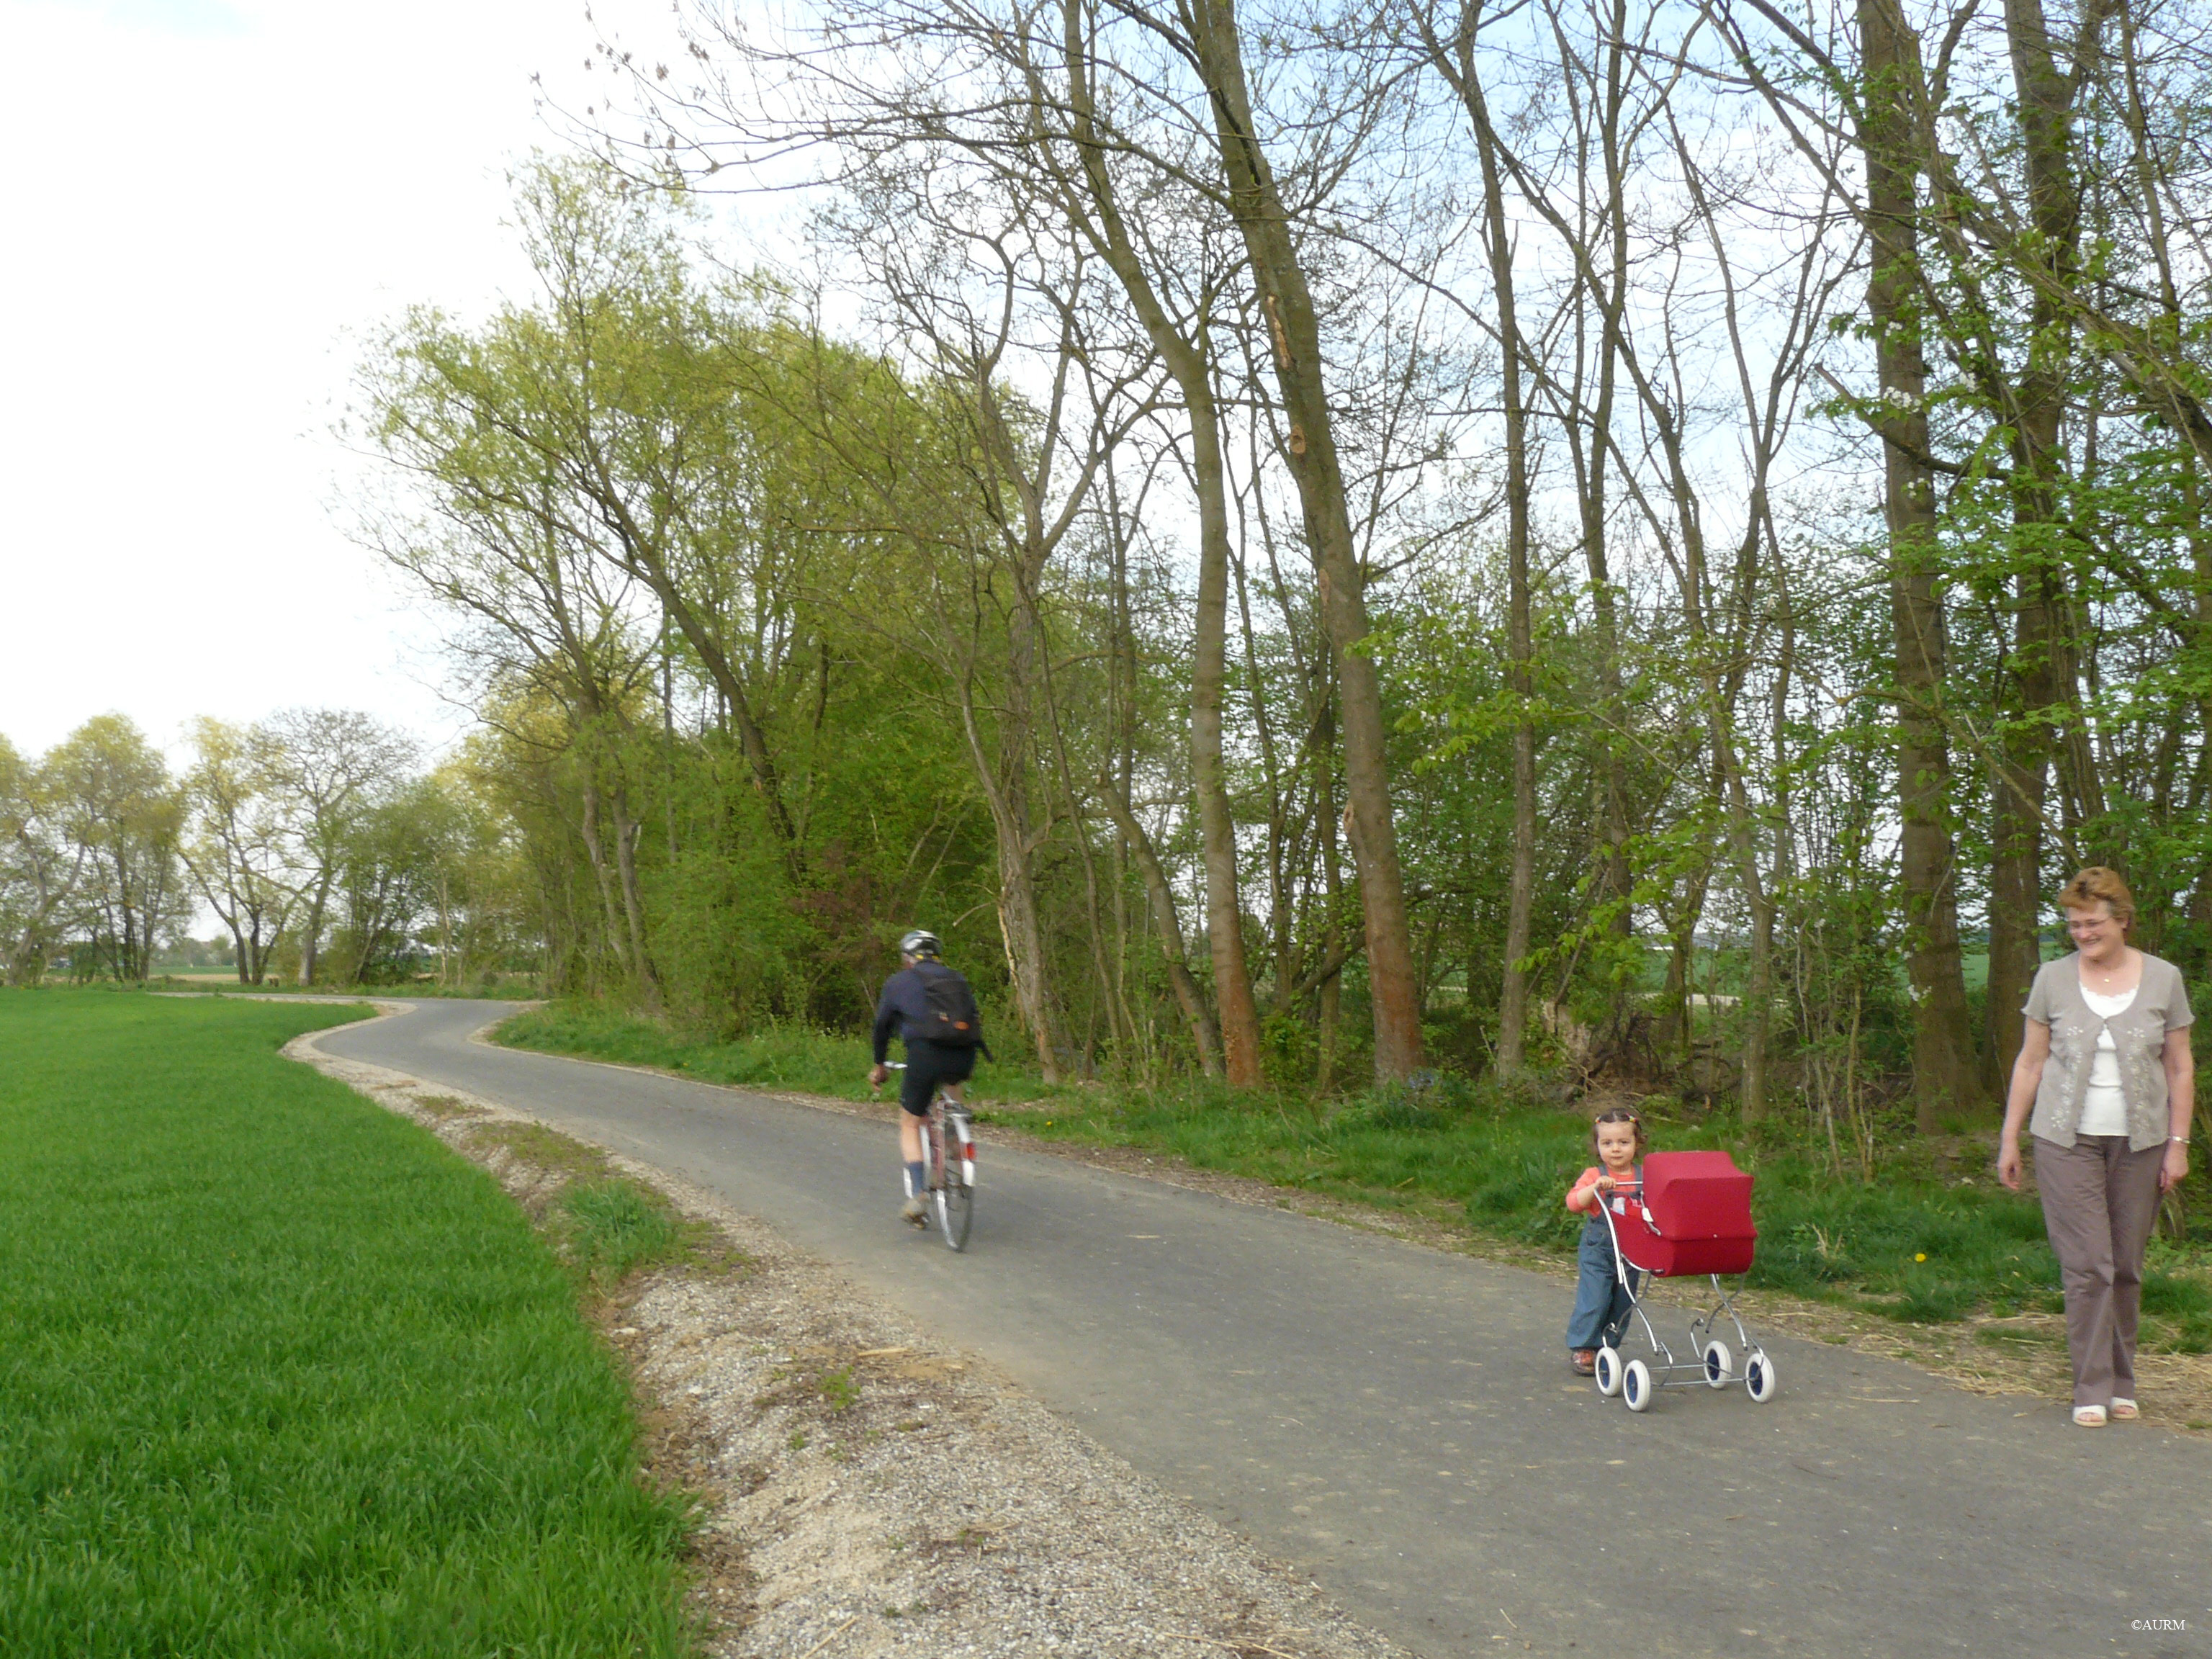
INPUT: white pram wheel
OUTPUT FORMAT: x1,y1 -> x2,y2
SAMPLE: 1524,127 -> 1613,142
1745,1348 -> 1778,1402
1702,1339 -> 1732,1388
1622,1358 -> 1653,1413
1594,1344 -> 1622,1397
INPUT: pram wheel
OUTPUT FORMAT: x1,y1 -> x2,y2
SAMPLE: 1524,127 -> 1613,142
1745,1348 -> 1778,1403
1622,1358 -> 1653,1412
1593,1344 -> 1622,1397
1701,1339 -> 1732,1388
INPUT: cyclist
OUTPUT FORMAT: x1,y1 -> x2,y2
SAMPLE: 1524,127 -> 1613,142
868,929 -> 990,1222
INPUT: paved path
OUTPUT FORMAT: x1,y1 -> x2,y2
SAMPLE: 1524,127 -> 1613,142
313,1000 -> 2211,1659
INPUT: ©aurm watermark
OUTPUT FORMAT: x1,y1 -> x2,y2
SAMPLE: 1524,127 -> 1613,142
2128,1619 -> 2190,1633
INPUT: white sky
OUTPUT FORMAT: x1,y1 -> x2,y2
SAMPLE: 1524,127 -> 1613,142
0,0 -> 683,763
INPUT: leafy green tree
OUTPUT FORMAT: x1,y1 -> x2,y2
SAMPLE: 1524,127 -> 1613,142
45,716 -> 189,981
179,717 -> 297,984
0,734 -> 88,985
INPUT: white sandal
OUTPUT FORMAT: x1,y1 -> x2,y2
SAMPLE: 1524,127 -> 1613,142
2072,1404 -> 2108,1427
2110,1398 -> 2139,1421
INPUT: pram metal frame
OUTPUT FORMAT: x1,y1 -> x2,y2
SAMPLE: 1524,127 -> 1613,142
1591,1179 -> 1776,1408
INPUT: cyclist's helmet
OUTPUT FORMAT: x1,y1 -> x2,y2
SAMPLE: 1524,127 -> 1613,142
897,929 -> 942,959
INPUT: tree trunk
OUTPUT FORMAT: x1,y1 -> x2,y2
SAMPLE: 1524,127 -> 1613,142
1586,0 -> 1635,947
1986,595 -> 2059,1092
1097,780 -> 1224,1074
1986,0 -> 2094,1092
1186,383 -> 1266,1086
1184,0 -> 1424,1080
577,781 -> 629,992
1316,695 -> 1346,1092
300,877 -> 332,986
1859,0 -> 1985,1126
1662,451 -> 1773,1118
1058,22 -> 1264,1084
1467,65 -> 1539,1074
993,799 -> 1060,1077
608,782 -> 663,1014
953,583 -> 1063,1080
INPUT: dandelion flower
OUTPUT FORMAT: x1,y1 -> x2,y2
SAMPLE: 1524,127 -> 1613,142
1915,1252 -> 1928,1262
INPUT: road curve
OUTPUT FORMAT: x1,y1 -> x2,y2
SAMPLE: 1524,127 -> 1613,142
313,999 -> 2211,1659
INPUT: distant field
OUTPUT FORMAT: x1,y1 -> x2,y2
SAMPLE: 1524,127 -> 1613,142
138,975 -> 542,999
1639,944 -> 2000,995
0,991 -> 693,1658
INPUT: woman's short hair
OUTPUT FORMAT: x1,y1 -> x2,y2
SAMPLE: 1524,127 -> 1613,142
1591,1105 -> 1648,1156
2058,866 -> 2136,926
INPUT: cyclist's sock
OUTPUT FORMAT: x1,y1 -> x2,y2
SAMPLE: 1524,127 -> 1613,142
903,1161 -> 925,1197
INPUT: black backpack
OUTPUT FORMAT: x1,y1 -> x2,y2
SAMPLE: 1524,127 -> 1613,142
914,961 -> 985,1048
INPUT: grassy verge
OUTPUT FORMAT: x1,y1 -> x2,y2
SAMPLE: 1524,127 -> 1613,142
497,999 -> 1059,1104
495,1002 -> 2212,1352
0,989 -> 696,1658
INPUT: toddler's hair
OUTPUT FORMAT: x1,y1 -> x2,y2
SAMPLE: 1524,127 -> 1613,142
1591,1105 -> 1648,1156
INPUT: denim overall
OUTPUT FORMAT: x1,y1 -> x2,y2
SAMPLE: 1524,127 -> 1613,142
1566,1205 -> 1642,1350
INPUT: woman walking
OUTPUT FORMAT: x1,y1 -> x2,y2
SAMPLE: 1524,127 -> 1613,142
1997,868 -> 2196,1427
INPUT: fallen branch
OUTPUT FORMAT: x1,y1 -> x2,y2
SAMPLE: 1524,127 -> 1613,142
797,1615 -> 858,1658
1167,1634 -> 1308,1659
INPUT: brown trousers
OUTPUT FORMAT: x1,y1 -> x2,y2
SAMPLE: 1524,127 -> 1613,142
2032,1134 -> 2167,1407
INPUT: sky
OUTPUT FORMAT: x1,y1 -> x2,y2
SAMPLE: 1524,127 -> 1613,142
0,0 -> 683,763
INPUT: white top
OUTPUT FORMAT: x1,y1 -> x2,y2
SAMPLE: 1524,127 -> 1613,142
2077,983 -> 2138,1137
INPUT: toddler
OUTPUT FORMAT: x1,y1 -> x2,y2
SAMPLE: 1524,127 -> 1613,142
1565,1106 -> 1646,1375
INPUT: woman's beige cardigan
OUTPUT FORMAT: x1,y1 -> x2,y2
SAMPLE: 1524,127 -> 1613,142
2023,953 -> 2194,1151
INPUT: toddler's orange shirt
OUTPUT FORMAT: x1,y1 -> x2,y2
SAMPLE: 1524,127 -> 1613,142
1566,1163 -> 1640,1215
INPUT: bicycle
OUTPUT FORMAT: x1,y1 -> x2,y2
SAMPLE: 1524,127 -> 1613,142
882,1061 -> 976,1251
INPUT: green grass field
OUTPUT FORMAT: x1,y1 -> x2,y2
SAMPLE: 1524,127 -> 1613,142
0,991 -> 694,1658
496,1002 -> 2212,1349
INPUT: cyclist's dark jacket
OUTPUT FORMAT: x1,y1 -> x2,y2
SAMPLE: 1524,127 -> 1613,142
871,962 -> 992,1063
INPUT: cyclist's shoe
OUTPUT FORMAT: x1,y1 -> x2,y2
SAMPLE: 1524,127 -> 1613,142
901,1194 -> 930,1224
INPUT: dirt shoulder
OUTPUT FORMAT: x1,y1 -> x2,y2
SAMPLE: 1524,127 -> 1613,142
291,1024 -> 1414,1659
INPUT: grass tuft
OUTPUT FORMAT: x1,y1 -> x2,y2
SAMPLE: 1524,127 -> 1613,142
559,1179 -> 691,1289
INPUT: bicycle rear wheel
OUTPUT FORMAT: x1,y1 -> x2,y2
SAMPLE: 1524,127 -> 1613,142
935,1106 -> 974,1251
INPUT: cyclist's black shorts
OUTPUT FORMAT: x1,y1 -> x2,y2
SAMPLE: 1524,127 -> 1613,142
900,1038 -> 976,1116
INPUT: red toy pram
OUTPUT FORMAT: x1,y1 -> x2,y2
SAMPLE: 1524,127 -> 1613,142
1589,1150 -> 1779,1412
